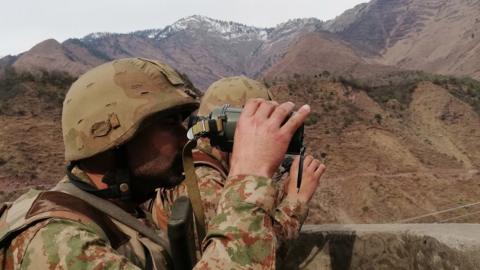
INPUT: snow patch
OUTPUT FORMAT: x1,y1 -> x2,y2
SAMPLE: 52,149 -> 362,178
83,32 -> 112,40
157,15 -> 271,41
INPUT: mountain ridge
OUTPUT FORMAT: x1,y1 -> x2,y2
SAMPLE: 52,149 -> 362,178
1,2 -> 480,222
3,0 -> 480,89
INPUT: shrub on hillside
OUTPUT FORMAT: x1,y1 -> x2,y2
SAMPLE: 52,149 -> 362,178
335,71 -> 480,113
0,67 -> 76,113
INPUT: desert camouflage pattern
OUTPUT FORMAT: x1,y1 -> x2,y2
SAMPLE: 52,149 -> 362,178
153,139 -> 309,245
0,170 -> 169,269
2,218 -> 142,270
62,57 -> 199,161
0,164 -> 285,269
197,174 -> 276,268
197,76 -> 272,116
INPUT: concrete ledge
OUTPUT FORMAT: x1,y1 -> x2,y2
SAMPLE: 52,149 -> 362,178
277,224 -> 480,270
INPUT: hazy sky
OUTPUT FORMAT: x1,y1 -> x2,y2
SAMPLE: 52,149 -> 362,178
0,0 -> 367,56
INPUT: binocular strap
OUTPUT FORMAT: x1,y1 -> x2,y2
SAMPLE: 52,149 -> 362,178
182,139 -> 207,250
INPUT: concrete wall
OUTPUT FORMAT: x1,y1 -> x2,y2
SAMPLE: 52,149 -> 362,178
278,224 -> 480,270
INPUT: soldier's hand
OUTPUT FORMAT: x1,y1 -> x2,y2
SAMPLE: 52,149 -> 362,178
285,155 -> 325,203
229,99 -> 310,178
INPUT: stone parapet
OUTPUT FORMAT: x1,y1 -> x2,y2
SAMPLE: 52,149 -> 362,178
278,224 -> 480,269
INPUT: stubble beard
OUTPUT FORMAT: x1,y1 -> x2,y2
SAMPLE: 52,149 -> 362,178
130,153 -> 185,202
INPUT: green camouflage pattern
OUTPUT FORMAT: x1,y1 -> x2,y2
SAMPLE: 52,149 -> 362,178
153,139 -> 309,245
0,164 -> 290,269
198,174 -> 277,269
3,218 -> 140,269
62,58 -> 199,161
0,170 -> 161,269
0,190 -> 42,241
197,76 -> 272,116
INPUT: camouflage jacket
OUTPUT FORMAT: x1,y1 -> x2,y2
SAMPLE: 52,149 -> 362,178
152,139 -> 309,246
0,165 -> 283,269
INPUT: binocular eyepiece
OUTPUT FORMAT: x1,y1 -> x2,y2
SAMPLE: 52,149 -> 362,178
187,105 -> 304,155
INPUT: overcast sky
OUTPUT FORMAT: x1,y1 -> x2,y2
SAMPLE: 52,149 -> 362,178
0,0 -> 367,56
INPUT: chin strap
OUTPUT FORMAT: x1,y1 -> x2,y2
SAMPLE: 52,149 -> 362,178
182,139 -> 207,251
66,147 -> 132,201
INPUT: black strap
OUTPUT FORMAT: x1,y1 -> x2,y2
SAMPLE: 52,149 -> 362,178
66,163 -> 124,199
66,146 -> 132,200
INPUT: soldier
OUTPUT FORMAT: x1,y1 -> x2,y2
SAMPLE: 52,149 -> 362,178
152,76 -> 324,243
0,58 -> 320,269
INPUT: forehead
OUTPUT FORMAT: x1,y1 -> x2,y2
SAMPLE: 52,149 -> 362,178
128,109 -> 187,143
143,112 -> 183,127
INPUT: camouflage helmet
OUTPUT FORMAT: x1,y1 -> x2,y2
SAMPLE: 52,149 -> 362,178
62,57 -> 199,161
197,76 -> 272,116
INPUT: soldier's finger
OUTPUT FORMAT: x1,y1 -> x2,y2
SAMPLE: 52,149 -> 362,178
242,98 -> 264,117
255,100 -> 277,120
289,155 -> 300,175
314,164 -> 326,179
303,155 -> 314,169
269,102 -> 295,127
308,159 -> 321,173
281,104 -> 310,135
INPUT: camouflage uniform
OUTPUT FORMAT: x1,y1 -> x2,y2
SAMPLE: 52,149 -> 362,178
0,60 -> 285,269
152,76 -> 309,247
153,139 -> 309,243
0,168 -> 281,269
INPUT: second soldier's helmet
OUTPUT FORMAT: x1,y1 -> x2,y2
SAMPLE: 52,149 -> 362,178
197,76 -> 272,116
62,58 -> 199,161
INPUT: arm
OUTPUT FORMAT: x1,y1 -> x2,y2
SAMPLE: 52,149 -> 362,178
149,165 -> 224,231
273,155 -> 325,240
193,119 -> 324,243
13,219 -> 140,270
195,99 -> 312,269
195,161 -> 310,243
195,174 -> 277,269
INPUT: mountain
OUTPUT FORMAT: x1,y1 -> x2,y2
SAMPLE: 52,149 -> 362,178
246,18 -> 323,77
324,0 -> 480,79
0,55 -> 18,79
268,74 -> 480,223
141,16 -> 272,89
262,31 -> 398,79
1,3 -> 480,222
6,0 -> 480,89
5,15 -> 328,89
12,39 -> 102,76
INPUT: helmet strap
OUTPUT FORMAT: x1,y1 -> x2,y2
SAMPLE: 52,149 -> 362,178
66,146 -> 132,201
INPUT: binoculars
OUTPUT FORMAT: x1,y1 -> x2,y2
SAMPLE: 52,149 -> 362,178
187,105 -> 304,155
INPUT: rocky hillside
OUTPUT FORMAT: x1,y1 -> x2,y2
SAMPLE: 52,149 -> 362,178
324,0 -> 480,79
268,72 -> 480,223
0,1 -> 480,224
0,68 -> 74,201
262,32 -> 398,80
4,0 -> 480,88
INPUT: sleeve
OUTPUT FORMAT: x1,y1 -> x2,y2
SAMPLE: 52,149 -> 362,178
273,198 -> 309,241
16,219 -> 140,270
150,165 -> 225,230
195,175 -> 277,269
194,165 -> 225,225
196,164 -> 309,243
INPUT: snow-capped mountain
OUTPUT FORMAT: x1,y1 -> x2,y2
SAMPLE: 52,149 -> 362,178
10,15 -> 322,89
133,15 -> 271,42
5,0 -> 480,89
